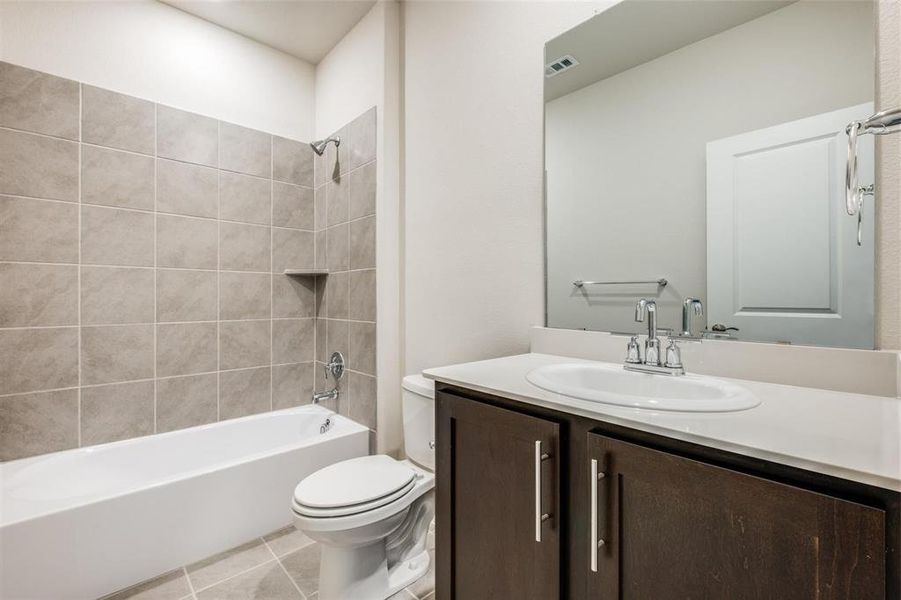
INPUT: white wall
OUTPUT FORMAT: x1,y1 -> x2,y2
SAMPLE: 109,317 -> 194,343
0,0 -> 316,140
403,2 -> 605,376
316,2 -> 405,456
545,1 -> 873,334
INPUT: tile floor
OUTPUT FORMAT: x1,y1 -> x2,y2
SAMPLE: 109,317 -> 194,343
104,523 -> 435,600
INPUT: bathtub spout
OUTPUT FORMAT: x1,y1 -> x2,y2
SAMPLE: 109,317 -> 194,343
312,388 -> 338,405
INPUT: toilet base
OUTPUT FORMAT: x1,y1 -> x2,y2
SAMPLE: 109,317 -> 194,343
318,543 -> 429,600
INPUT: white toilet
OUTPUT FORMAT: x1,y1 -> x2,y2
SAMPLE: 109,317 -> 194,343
292,375 -> 436,600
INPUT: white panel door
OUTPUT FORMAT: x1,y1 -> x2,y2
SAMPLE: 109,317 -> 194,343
706,103 -> 874,348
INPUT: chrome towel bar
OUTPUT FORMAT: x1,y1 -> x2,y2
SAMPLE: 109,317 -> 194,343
574,278 -> 667,288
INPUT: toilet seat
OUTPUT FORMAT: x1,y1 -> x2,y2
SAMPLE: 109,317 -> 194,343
293,455 -> 416,518
293,478 -> 416,518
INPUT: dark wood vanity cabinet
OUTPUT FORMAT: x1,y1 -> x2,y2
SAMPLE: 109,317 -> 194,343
436,385 -> 899,600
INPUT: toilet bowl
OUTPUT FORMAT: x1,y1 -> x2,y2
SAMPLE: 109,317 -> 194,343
292,375 -> 435,600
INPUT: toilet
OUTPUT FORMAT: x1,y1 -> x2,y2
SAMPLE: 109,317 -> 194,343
292,375 -> 436,600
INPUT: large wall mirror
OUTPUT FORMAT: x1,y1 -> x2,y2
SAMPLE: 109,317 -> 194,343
544,0 -> 876,349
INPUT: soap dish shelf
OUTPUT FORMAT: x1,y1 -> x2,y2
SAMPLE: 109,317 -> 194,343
283,269 -> 329,276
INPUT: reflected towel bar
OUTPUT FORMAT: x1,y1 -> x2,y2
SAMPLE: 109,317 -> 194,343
574,278 -> 667,288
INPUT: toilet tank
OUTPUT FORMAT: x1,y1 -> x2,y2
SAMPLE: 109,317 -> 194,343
402,374 -> 435,471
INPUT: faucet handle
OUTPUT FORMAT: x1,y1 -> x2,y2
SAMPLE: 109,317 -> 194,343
664,339 -> 683,369
625,336 -> 642,364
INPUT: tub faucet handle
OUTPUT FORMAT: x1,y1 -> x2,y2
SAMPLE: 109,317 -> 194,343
324,351 -> 345,381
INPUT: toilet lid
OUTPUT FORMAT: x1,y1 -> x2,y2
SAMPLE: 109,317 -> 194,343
293,478 -> 416,518
293,455 -> 415,509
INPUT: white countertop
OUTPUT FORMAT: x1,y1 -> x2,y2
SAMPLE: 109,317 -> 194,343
423,353 -> 901,492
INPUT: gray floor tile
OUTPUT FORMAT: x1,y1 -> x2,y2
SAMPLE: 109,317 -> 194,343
279,543 -> 321,597
103,568 -> 192,600
195,560 -> 301,600
187,538 -> 274,591
262,526 -> 314,558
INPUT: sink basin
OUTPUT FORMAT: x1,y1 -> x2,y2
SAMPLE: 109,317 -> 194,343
525,363 -> 759,412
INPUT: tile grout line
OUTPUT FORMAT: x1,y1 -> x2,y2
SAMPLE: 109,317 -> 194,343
181,566 -> 199,600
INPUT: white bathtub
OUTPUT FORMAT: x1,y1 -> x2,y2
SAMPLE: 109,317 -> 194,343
0,404 -> 368,600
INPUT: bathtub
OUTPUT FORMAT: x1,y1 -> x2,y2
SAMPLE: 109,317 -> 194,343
0,404 -> 368,600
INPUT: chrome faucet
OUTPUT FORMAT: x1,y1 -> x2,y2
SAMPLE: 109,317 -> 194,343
624,298 -> 685,376
312,351 -> 345,404
681,298 -> 704,337
634,299 -> 661,366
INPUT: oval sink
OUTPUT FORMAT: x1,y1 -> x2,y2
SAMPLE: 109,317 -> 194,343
526,363 -> 759,412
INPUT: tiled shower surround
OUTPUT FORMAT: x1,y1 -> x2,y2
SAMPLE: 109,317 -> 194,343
0,61 -> 377,461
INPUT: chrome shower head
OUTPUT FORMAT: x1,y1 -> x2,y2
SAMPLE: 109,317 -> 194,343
310,136 -> 340,156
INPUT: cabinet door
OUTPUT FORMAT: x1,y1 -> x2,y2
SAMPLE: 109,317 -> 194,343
436,392 -> 561,600
586,433 -> 885,600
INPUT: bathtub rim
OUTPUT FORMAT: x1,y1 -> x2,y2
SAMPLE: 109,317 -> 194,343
1,404 -> 369,528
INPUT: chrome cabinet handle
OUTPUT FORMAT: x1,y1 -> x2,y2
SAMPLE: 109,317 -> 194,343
590,458 -> 606,572
534,440 -> 551,542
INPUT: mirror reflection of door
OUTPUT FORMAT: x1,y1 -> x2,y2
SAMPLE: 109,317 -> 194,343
544,0 -> 876,349
706,104 -> 875,349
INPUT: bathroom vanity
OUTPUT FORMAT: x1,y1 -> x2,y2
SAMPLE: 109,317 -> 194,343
426,354 -> 900,600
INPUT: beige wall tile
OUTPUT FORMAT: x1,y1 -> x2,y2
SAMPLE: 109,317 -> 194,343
346,108 -> 377,172
219,221 -> 270,272
346,371 -> 377,429
157,105 -> 218,167
156,373 -> 218,433
219,122 -> 271,178
273,318 -> 314,364
326,272 -> 349,319
326,223 -> 349,272
157,159 -> 218,218
272,228 -> 314,273
81,380 -> 154,445
220,320 -> 270,370
314,185 -> 326,231
0,388 -> 78,461
81,145 -> 154,210
81,85 -> 155,155
219,271 -> 270,320
349,215 -> 376,270
156,322 -> 217,377
0,327 -> 78,395
348,269 -> 376,322
81,205 -> 154,266
348,161 -> 376,220
0,263 -> 77,327
218,367 -> 271,420
81,324 -> 153,385
326,319 -> 349,364
0,62 -> 78,139
272,182 -> 313,230
315,230 -> 327,271
272,362 -> 314,409
273,135 -> 313,186
156,214 -> 218,269
349,321 -> 376,376
0,128 -> 78,201
219,171 -> 270,225
81,266 -> 154,325
326,177 -> 349,226
0,195 -> 78,263
272,274 -> 315,319
156,269 -> 217,322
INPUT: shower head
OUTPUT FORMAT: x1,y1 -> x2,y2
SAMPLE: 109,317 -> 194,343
310,136 -> 340,156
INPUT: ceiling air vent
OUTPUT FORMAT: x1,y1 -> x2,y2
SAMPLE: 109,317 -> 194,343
544,54 -> 579,78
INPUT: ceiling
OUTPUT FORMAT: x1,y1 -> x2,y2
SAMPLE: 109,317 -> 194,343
545,0 -> 793,101
162,0 -> 377,64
